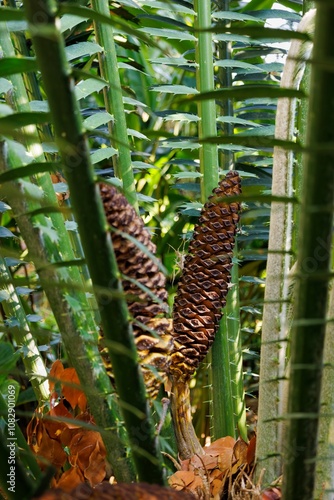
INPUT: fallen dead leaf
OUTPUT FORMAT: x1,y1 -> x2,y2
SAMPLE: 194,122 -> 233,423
168,470 -> 196,490
247,435 -> 256,465
53,466 -> 85,492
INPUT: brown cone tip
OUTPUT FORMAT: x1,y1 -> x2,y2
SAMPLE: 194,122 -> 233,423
170,171 -> 241,381
99,184 -> 173,398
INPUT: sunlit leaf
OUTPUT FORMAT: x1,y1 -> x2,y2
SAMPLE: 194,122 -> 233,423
173,172 -> 202,179
140,27 -> 196,41
137,193 -> 157,203
215,59 -> 263,71
34,219 -> 59,243
132,161 -> 157,170
151,56 -> 196,68
83,112 -> 113,130
0,227 -> 16,238
0,103 -> 13,117
0,290 -> 10,302
53,182 -> 68,194
61,14 -> 88,33
29,100 -> 49,112
127,128 -> 149,140
90,147 -> 117,164
0,201 -> 11,212
75,79 -> 107,100
65,42 -> 103,62
212,11 -> 262,22
15,287 -> 35,296
123,96 -> 148,108
0,78 -> 13,95
65,221 -> 78,232
161,140 -> 200,150
217,116 -> 262,127
7,21 -> 28,32
137,0 -> 195,14
240,276 -> 265,285
151,85 -> 198,95
159,112 -> 200,122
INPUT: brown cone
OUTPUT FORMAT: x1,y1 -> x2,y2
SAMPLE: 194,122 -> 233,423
170,171 -> 241,381
35,481 -> 194,499
99,184 -> 173,398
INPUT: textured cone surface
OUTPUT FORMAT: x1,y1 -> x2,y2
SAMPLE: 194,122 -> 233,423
99,184 -> 173,398
170,171 -> 241,381
35,482 -> 194,499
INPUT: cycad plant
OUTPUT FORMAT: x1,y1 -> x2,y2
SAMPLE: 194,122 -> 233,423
0,0 -> 334,499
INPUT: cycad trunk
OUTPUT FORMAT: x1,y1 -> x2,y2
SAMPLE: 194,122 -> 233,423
282,4 -> 334,498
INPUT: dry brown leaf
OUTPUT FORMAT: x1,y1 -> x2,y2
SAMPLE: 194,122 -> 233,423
247,435 -> 256,465
189,452 -> 220,472
187,473 -> 205,494
233,438 -> 248,467
48,400 -> 72,436
204,436 -> 236,457
30,419 -> 67,470
67,430 -> 106,485
180,458 -> 191,471
60,368 -> 87,411
49,361 -> 87,411
211,477 -> 223,497
49,360 -> 65,393
53,467 -> 85,492
85,438 -> 107,486
168,470 -> 196,490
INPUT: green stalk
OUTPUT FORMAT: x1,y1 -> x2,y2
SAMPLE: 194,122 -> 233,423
211,316 -> 235,439
217,0 -> 233,170
282,4 -> 334,498
194,0 -> 219,200
215,0 -> 246,442
194,0 -> 222,442
227,255 -> 247,441
22,0 -> 165,484
90,0 -> 138,210
1,144 -> 135,483
0,251 -> 49,402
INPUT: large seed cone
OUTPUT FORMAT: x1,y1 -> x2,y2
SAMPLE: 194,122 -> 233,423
170,171 -> 241,382
99,184 -> 173,398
